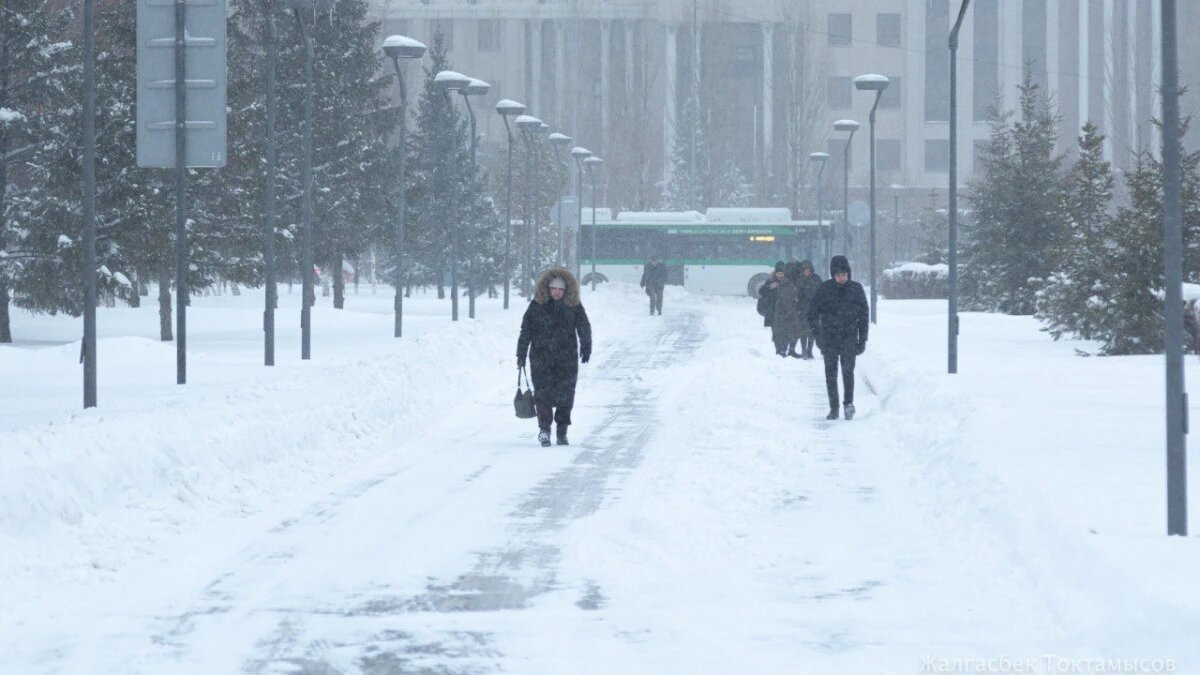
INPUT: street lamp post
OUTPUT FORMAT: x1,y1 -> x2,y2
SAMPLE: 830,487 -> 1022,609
548,132 -> 573,265
496,99 -> 527,309
287,0 -> 335,359
584,155 -> 604,291
433,69 -> 472,321
262,1 -> 280,366
515,114 -> 544,297
570,147 -> 592,278
460,77 -> 490,319
1161,0 -> 1188,536
949,0 -> 970,373
809,152 -> 829,261
382,35 -> 427,338
833,119 -> 860,259
854,74 -> 889,325
534,122 -> 549,288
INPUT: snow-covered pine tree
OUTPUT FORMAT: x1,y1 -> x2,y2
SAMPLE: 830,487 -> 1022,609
661,92 -> 708,212
405,30 -> 497,295
1035,122 -> 1113,341
962,70 -> 1065,315
0,0 -> 82,341
915,190 -> 948,265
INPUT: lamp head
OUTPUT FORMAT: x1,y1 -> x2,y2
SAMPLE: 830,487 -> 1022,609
514,114 -> 543,132
584,156 -> 604,168
853,74 -> 890,91
464,78 -> 491,96
381,35 -> 427,60
433,70 -> 471,91
808,152 -> 830,163
548,132 -> 573,147
833,119 -> 861,133
495,99 -> 527,117
570,146 -> 592,159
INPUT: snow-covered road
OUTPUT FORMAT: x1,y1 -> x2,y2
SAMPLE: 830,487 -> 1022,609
2,285 -> 1197,673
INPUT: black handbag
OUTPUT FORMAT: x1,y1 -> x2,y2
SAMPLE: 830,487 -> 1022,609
514,366 -> 536,419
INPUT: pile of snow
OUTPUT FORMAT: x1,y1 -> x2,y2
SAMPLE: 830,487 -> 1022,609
0,107 -> 24,123
704,207 -> 792,222
880,262 -> 948,299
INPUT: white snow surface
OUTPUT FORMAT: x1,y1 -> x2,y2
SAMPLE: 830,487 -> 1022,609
884,261 -> 949,277
1,286 -> 1198,673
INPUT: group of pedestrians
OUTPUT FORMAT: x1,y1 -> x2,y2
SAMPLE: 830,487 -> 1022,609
759,255 -> 869,421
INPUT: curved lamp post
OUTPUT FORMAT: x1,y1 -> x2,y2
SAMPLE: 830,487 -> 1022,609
854,74 -> 889,325
433,69 -> 471,321
808,152 -> 830,263
833,119 -> 860,259
495,99 -> 527,309
570,146 -> 592,278
548,132 -> 573,266
381,35 -> 426,338
514,114 -> 544,297
583,155 -> 604,291
286,0 -> 337,359
460,77 -> 490,319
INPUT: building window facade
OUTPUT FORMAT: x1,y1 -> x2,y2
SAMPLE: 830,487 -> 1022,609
828,13 -> 852,46
973,0 -> 1000,121
828,76 -> 852,110
925,139 -> 950,172
877,13 -> 902,47
878,140 -> 901,171
880,76 -> 901,109
477,19 -> 502,52
924,0 -> 949,122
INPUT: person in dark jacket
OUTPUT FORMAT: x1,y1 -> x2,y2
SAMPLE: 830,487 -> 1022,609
518,267 -> 593,446
640,255 -> 667,315
807,255 -> 869,420
758,261 -> 785,336
794,260 -> 822,359
769,262 -> 804,357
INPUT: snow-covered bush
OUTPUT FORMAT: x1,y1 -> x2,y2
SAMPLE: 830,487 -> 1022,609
880,262 -> 948,299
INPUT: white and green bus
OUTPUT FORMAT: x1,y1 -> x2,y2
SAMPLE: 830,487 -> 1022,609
578,208 -> 830,297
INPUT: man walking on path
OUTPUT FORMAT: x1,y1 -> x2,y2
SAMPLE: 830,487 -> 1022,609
518,268 -> 593,446
640,255 -> 667,316
807,255 -> 869,420
794,260 -> 822,359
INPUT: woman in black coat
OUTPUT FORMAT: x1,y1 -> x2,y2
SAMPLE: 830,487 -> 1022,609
517,267 -> 592,446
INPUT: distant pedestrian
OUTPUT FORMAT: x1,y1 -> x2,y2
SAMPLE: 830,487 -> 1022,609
770,262 -> 804,358
807,255 -> 868,420
517,267 -> 593,446
640,255 -> 667,316
757,261 -> 785,332
794,260 -> 822,359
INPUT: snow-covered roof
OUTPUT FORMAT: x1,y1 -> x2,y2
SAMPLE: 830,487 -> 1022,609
704,207 -> 792,223
617,211 -> 705,223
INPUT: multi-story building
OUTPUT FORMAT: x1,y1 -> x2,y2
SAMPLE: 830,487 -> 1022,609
370,0 -> 1194,211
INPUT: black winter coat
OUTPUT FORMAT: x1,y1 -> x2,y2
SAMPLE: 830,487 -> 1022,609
518,289 -> 592,408
806,279 -> 869,355
758,279 -> 777,327
641,262 -> 667,291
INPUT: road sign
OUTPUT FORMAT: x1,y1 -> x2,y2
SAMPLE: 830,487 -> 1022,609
136,0 -> 227,168
848,200 -> 870,226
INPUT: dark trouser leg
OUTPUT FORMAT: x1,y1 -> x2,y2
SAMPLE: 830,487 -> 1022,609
648,292 -> 655,314
535,391 -> 553,431
788,338 -> 799,355
653,289 -> 663,314
554,405 -> 572,427
822,351 -> 840,409
841,352 -> 857,405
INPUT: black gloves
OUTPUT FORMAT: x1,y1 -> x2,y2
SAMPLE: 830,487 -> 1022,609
517,356 -> 526,369
581,352 -> 590,364
856,340 -> 867,356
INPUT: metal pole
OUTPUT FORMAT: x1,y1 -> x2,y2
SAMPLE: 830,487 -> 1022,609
296,11 -> 314,359
575,159 -> 585,279
174,0 -> 188,383
589,167 -> 597,291
463,93 -> 477,319
842,132 -> 853,257
396,60 -> 408,334
523,132 -> 534,298
816,164 -> 823,250
949,0 -> 969,373
532,137 -> 541,293
556,152 -> 565,266
443,90 -> 459,321
82,0 -> 97,407
503,119 -> 514,309
264,3 -> 278,364
868,93 -> 880,324
1161,0 -> 1188,536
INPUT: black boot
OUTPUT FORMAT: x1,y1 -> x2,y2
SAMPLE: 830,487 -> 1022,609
826,408 -> 839,420
538,429 -> 552,447
556,426 -> 569,446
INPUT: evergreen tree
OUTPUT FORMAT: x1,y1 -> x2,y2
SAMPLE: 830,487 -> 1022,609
0,0 -> 82,341
915,190 -> 948,265
962,70 -> 1065,315
661,92 -> 708,211
1035,122 -> 1114,340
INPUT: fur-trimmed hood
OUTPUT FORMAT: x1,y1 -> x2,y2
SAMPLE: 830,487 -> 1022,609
533,267 -> 581,306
